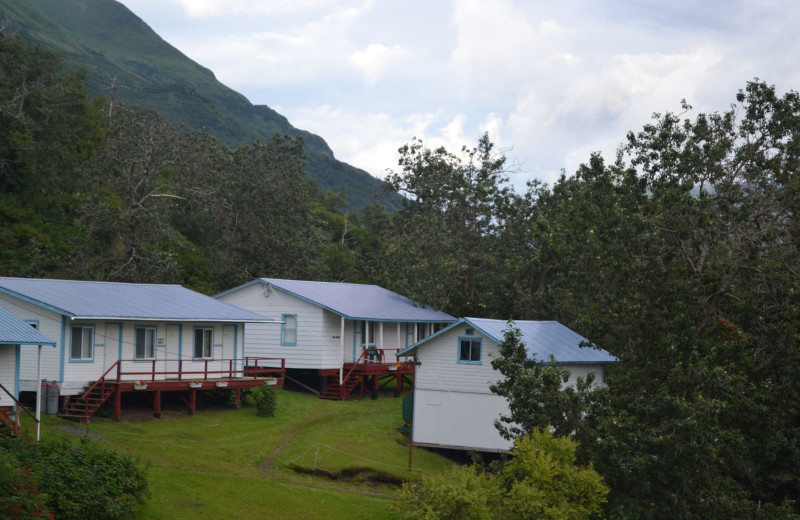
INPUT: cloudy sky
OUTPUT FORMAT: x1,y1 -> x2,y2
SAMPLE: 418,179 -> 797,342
116,0 -> 800,188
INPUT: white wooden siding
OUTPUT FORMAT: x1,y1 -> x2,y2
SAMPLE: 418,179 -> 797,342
0,293 -> 62,389
413,389 -> 513,452
219,283 -> 331,369
0,346 -> 17,407
415,326 -> 503,394
413,326 -> 607,452
2,292 -> 245,394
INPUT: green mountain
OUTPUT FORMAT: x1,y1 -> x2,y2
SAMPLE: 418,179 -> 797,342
0,0 -> 399,211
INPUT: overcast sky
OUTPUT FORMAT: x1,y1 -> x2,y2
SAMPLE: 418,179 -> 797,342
116,0 -> 800,188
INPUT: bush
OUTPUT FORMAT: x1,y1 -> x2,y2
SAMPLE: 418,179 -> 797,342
246,382 -> 278,417
0,446 -> 52,520
37,437 -> 149,520
394,429 -> 608,520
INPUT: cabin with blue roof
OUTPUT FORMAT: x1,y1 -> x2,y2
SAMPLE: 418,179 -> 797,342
0,304 -> 56,439
0,277 -> 285,423
216,278 -> 456,399
398,317 -> 617,452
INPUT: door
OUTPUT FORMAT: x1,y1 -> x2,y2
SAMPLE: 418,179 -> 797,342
104,323 -> 122,376
165,324 -> 181,379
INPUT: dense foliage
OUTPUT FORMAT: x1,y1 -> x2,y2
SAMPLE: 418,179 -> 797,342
394,429 -> 608,520
246,382 -> 279,417
0,435 -> 148,520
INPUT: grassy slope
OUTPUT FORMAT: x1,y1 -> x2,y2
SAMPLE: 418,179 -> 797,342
35,389 -> 453,520
0,0 -> 400,211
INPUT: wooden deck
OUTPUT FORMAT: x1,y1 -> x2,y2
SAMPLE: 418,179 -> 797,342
60,357 -> 285,423
319,349 -> 414,400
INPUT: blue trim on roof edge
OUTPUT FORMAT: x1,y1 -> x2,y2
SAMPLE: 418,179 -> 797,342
0,286 -> 73,317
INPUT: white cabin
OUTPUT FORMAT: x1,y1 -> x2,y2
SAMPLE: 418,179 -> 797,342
0,304 -> 56,408
216,278 -> 456,372
399,317 -> 617,452
0,277 -> 272,396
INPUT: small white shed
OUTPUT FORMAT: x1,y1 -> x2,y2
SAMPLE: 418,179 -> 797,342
399,317 -> 617,453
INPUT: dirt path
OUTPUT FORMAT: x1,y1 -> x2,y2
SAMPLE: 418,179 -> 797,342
258,411 -> 334,473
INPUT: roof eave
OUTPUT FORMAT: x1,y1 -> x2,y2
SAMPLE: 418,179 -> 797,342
0,286 -> 73,317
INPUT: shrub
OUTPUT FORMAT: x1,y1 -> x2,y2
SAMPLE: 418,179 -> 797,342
394,429 -> 608,520
37,437 -> 149,520
0,447 -> 52,520
246,382 -> 278,417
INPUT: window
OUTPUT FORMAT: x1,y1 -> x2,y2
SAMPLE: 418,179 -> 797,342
135,327 -> 156,360
416,323 -> 429,341
71,326 -> 93,360
194,328 -> 213,359
360,320 -> 375,346
458,337 -> 481,364
281,314 -> 297,346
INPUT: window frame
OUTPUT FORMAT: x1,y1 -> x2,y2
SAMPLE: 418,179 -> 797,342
281,314 -> 297,346
70,324 -> 95,362
457,336 -> 482,365
193,327 -> 213,359
134,326 -> 157,360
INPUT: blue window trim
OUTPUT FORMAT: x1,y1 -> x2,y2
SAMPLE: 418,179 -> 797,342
192,326 -> 214,360
69,323 -> 96,363
24,319 -> 40,330
281,314 -> 297,346
134,324 -> 158,361
457,336 -> 482,365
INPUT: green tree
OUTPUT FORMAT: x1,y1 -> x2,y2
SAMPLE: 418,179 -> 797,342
180,135 -> 323,290
490,322 -> 598,439
74,104 -> 190,282
501,81 -> 800,519
0,28 -> 102,276
382,133 -> 516,316
394,430 -> 607,520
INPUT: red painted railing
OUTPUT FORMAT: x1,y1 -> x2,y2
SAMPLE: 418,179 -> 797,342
0,383 -> 39,440
107,357 -> 286,382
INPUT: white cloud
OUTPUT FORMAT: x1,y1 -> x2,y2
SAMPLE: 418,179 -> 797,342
116,0 -> 800,189
169,0 -> 343,17
349,44 -> 410,85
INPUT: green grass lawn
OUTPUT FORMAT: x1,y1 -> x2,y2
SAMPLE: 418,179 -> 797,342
35,388 -> 454,519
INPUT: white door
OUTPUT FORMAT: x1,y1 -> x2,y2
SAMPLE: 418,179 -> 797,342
104,323 -> 121,377
165,324 -> 181,379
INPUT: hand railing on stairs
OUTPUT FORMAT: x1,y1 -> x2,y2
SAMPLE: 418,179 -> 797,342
338,349 -> 369,399
0,383 -> 40,441
78,360 -> 121,420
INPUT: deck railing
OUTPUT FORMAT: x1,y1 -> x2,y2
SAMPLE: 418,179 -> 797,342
105,357 -> 286,382
0,383 -> 40,441
361,347 -> 412,364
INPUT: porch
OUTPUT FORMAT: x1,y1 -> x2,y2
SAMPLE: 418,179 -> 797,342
60,357 -> 285,424
319,348 -> 414,400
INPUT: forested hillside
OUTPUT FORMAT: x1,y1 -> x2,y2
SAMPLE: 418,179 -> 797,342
2,21 -> 799,519
0,0 -> 399,212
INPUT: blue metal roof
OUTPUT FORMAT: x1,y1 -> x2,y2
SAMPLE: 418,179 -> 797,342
217,278 -> 456,322
400,317 -> 617,364
0,277 -> 272,322
0,305 -> 56,345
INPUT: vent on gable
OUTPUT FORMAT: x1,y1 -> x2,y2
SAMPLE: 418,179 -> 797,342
465,328 -> 474,335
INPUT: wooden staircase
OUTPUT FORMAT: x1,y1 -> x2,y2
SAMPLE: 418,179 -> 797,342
320,373 -> 362,400
59,362 -> 119,424
60,384 -> 116,423
320,349 -> 370,400
0,384 -> 39,442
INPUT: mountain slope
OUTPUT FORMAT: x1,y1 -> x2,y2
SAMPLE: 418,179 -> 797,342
0,0 -> 399,211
